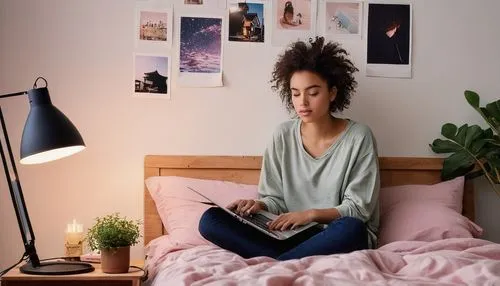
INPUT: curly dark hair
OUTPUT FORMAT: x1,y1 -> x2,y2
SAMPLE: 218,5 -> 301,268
270,36 -> 358,114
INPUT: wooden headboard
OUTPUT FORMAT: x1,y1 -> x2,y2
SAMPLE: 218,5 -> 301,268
143,155 -> 475,245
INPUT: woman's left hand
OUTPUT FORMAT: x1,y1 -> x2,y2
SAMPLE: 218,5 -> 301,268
268,210 -> 316,231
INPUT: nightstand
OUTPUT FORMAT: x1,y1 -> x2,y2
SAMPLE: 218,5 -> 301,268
1,260 -> 145,286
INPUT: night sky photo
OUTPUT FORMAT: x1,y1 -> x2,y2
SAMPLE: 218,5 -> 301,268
180,17 -> 222,73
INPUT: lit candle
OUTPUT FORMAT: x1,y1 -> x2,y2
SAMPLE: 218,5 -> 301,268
65,219 -> 84,257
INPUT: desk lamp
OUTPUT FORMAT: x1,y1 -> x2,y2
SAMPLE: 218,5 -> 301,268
0,77 -> 94,275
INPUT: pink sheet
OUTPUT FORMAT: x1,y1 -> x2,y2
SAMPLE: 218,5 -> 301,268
145,237 -> 500,285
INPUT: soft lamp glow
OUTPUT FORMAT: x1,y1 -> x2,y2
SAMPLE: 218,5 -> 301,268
20,145 -> 85,165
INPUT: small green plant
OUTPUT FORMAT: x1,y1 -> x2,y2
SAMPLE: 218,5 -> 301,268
430,90 -> 500,197
86,213 -> 141,251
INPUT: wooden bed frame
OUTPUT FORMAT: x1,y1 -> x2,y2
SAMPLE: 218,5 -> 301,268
143,155 -> 475,245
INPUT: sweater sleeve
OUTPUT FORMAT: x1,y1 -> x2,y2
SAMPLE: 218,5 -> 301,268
335,134 -> 380,223
257,132 -> 288,215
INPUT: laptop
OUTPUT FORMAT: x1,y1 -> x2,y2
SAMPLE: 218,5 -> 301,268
187,186 -> 318,240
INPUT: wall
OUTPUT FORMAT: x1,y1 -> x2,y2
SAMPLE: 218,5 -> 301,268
1,0 -> 499,268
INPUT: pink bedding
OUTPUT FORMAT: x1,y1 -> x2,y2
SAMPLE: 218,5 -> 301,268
145,237 -> 500,285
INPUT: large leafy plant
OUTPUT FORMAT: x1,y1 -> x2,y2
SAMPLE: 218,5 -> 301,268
430,90 -> 500,197
86,213 -> 141,251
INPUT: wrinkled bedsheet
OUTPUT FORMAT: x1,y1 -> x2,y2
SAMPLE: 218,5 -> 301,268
145,237 -> 500,285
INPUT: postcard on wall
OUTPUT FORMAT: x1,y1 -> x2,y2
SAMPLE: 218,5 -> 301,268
134,54 -> 171,98
135,5 -> 173,52
184,0 -> 227,10
319,0 -> 362,40
366,3 -> 412,78
185,0 -> 204,5
271,0 -> 318,47
177,16 -> 224,87
228,2 -> 265,43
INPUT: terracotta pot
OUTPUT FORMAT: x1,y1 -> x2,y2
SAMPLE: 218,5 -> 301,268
100,246 -> 130,273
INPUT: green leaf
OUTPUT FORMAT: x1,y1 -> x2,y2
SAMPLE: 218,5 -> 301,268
465,90 -> 480,108
455,124 -> 468,145
485,139 -> 500,147
476,145 -> 494,158
464,125 -> 483,149
470,139 -> 488,155
480,106 -> 500,132
441,150 -> 476,180
483,152 -> 500,184
480,107 -> 490,117
491,117 -> 500,129
441,123 -> 457,140
430,139 -> 462,153
486,99 -> 500,123
485,150 -> 500,169
484,128 -> 494,138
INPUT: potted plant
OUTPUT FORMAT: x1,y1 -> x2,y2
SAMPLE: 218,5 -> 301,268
86,213 -> 141,273
430,90 -> 500,197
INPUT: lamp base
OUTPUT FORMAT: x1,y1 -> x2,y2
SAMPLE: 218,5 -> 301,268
20,261 -> 95,275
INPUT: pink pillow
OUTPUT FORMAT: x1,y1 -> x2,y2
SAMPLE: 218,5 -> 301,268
378,176 -> 483,246
145,176 -> 258,247
380,176 -> 464,214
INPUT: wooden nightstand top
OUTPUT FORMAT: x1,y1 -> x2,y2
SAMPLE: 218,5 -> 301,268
1,260 -> 145,286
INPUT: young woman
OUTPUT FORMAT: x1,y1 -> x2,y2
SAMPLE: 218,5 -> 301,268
199,37 -> 380,260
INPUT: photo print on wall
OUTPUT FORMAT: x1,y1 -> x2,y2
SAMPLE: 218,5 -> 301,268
135,5 -> 173,52
134,54 -> 171,98
185,0 -> 203,5
366,3 -> 412,78
319,0 -> 362,40
228,2 -> 265,43
277,0 -> 311,30
184,0 -> 228,9
271,0 -> 317,46
177,16 -> 224,87
140,11 -> 168,41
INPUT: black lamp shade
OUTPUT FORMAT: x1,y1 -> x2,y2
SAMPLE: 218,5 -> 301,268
20,87 -> 85,165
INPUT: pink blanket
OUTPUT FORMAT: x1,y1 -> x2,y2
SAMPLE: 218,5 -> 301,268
145,237 -> 500,285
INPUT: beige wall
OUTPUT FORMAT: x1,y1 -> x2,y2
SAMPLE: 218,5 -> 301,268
1,0 -> 499,268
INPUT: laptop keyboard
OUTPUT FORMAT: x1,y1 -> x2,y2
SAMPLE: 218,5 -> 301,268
244,213 -> 272,230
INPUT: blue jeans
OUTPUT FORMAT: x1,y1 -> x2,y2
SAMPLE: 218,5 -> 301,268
199,207 -> 368,260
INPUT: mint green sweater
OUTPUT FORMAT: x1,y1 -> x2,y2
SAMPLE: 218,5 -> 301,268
257,119 -> 380,248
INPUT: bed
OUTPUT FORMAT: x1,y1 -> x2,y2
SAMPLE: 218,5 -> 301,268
142,155 -> 500,285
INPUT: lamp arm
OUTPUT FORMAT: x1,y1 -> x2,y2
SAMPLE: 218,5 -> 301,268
0,107 -> 40,267
0,91 -> 28,99
0,76 -> 48,99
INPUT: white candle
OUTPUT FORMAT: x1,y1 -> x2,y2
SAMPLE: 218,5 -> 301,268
65,219 -> 84,257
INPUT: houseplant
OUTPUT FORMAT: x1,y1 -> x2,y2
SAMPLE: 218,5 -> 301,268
86,213 -> 141,273
430,90 -> 500,197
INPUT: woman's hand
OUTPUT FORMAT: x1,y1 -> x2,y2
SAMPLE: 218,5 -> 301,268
227,199 -> 267,216
268,210 -> 316,231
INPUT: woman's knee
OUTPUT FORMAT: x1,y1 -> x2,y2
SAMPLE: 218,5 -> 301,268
198,207 -> 224,238
328,217 -> 367,238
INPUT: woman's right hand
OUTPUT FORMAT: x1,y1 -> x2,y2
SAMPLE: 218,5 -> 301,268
227,199 -> 267,216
